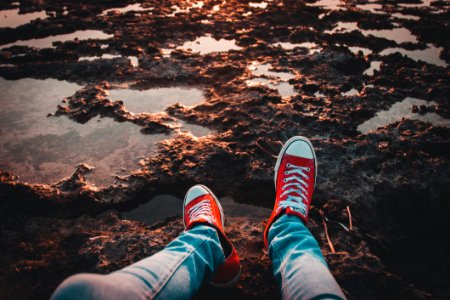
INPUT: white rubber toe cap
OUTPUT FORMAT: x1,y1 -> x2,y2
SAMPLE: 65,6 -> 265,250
285,140 -> 314,159
185,185 -> 210,206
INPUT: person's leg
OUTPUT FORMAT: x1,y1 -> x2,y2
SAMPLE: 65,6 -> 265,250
51,225 -> 224,300
52,185 -> 240,300
264,136 -> 346,300
268,214 -> 346,300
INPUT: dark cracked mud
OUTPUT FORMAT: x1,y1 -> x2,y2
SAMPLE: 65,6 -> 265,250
0,0 -> 449,299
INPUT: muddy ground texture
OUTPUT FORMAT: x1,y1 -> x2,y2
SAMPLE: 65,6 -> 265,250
1,0 -> 450,299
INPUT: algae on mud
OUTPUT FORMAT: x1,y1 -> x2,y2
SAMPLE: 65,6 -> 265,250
0,0 -> 450,299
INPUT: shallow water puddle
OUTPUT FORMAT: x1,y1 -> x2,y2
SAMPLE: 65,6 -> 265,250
307,0 -> 346,11
100,3 -> 151,16
380,44 -> 447,67
177,35 -> 242,54
341,88 -> 359,97
0,8 -> 46,28
397,1 -> 446,14
0,30 -> 113,50
249,2 -> 268,9
191,1 -> 205,9
348,46 -> 372,56
364,60 -> 382,76
274,42 -> 322,54
391,12 -> 420,21
357,97 -> 450,133
0,77 -> 168,186
247,62 -> 296,98
107,86 -> 211,137
108,87 -> 205,113
314,91 -> 326,98
354,3 -> 385,14
122,194 -> 183,225
79,54 -> 139,67
168,5 -> 190,17
122,195 -> 271,225
326,22 -> 418,44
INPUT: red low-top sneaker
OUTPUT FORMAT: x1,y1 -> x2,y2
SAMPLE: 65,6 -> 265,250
183,184 -> 241,288
264,136 -> 317,248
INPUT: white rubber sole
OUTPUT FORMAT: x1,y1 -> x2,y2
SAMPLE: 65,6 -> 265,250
274,136 -> 318,189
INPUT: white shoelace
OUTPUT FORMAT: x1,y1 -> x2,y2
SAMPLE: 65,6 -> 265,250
278,163 -> 310,215
188,199 -> 214,223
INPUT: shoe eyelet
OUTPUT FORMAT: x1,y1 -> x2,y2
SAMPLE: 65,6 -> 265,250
306,167 -> 310,172
283,179 -> 287,183
287,163 -> 291,167
284,171 -> 288,175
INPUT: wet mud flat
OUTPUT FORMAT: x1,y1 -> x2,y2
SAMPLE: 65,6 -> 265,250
0,0 -> 449,299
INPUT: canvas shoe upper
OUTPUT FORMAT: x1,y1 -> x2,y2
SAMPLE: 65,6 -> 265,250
183,184 -> 241,288
263,136 -> 317,248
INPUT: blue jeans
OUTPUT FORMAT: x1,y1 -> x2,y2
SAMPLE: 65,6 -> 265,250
52,215 -> 345,300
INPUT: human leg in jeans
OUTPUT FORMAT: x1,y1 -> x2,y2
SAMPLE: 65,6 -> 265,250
264,136 -> 346,300
51,185 -> 241,300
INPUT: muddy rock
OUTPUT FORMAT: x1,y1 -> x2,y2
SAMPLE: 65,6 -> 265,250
1,0 -> 450,299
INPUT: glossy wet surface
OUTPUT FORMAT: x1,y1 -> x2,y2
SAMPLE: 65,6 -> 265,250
79,54 -> 139,67
0,78 -> 210,185
358,97 -> 450,134
123,195 -> 271,225
177,35 -> 242,54
0,8 -> 46,28
0,30 -> 113,50
246,62 -> 296,98
108,86 -> 205,113
273,42 -> 322,54
100,3 -> 151,16
380,45 -> 447,68
364,61 -> 382,76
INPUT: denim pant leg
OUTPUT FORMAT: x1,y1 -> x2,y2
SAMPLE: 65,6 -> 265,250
51,225 -> 224,300
268,215 -> 346,300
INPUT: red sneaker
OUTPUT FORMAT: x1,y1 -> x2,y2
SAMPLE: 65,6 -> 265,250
183,184 -> 241,288
263,136 -> 317,248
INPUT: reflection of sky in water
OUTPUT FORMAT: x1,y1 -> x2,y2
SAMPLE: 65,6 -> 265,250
307,0 -> 345,10
0,78 -> 209,185
249,2 -> 268,9
341,88 -> 359,97
247,63 -> 296,98
79,54 -> 139,67
0,78 -> 168,185
380,45 -> 447,67
348,46 -> 372,56
391,13 -> 420,21
324,20 -> 447,68
0,8 -> 46,28
0,30 -> 113,49
274,42 -> 322,54
326,22 -> 417,44
364,61 -> 382,76
177,35 -> 242,54
108,87 -> 205,113
100,4 -> 152,16
357,97 -> 450,134
354,3 -> 384,14
107,87 -> 210,137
